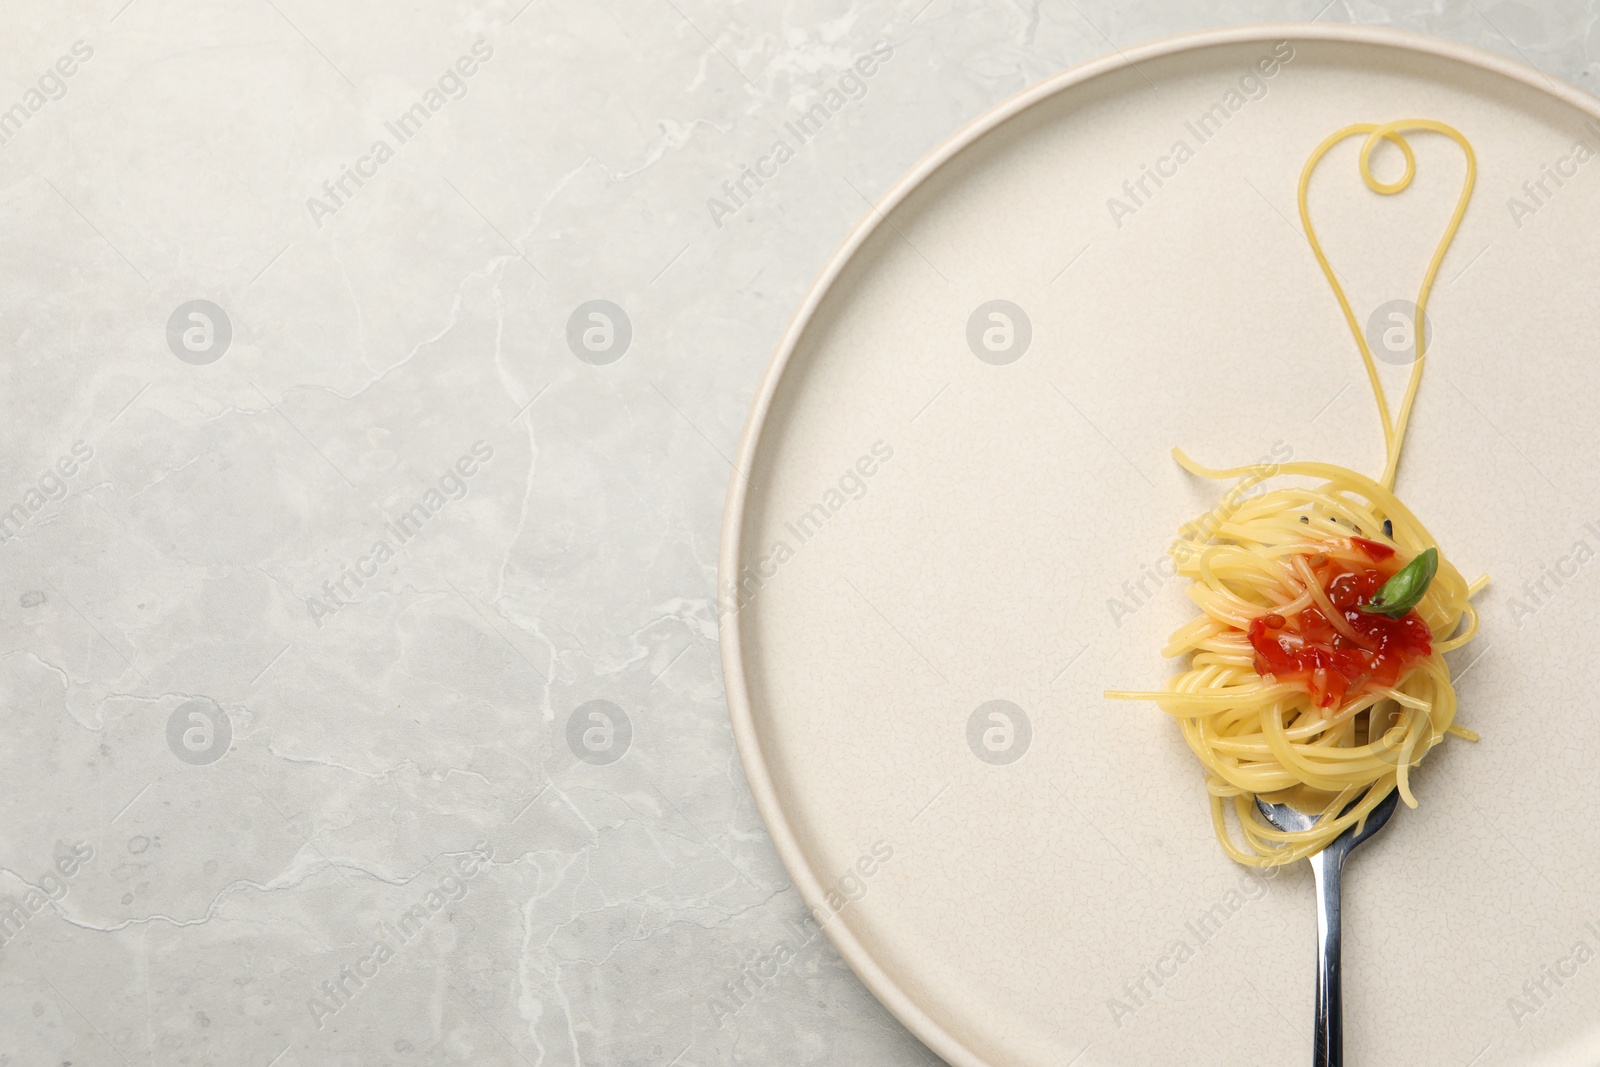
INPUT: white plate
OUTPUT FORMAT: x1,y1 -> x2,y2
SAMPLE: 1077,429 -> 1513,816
720,23 -> 1600,1067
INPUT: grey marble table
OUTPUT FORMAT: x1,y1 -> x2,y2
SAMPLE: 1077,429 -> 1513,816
0,1 -> 1592,1065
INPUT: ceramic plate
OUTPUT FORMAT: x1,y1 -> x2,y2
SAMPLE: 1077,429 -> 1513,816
720,23 -> 1600,1067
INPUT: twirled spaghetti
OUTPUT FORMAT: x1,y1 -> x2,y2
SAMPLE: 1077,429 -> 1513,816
1109,120 -> 1485,867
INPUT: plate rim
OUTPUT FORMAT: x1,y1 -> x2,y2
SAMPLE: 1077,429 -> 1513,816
716,22 -> 1600,1067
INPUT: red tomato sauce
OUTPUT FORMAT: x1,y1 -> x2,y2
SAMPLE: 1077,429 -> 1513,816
1245,538 -> 1432,708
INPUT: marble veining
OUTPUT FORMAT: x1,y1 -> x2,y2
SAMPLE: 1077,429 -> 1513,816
0,1 -> 1595,1064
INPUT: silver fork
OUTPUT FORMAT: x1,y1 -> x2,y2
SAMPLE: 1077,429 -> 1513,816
1255,788 -> 1401,1067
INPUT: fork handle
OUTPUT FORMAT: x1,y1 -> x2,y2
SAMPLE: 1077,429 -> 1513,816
1310,850 -> 1344,1067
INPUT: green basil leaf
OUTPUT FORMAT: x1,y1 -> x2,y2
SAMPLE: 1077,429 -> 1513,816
1358,547 -> 1438,617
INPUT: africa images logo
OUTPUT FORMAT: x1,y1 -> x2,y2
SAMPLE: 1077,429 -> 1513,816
1103,41 -> 1295,229
305,440 -> 495,626
705,41 -> 894,229
306,41 -> 494,228
0,40 -> 93,148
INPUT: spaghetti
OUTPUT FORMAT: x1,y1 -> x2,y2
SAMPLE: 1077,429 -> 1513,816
1108,121 -> 1484,867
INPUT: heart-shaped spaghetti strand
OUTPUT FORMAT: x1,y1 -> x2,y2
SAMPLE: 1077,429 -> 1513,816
1299,120 -> 1477,489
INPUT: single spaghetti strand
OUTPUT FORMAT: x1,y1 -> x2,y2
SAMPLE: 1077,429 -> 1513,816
1298,120 -> 1477,489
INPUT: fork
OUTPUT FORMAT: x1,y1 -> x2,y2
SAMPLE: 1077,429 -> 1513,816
1255,788 -> 1401,1067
